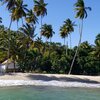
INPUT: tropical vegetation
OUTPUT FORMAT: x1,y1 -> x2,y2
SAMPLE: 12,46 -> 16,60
0,0 -> 99,75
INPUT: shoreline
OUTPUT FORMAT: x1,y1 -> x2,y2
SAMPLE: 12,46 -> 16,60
0,73 -> 100,88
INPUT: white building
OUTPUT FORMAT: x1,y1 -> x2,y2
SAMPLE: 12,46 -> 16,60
0,60 -> 19,73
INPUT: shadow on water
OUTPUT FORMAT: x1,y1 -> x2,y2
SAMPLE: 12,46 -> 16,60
26,74 -> 100,84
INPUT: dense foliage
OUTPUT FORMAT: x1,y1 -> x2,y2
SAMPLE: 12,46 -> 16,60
0,25 -> 100,75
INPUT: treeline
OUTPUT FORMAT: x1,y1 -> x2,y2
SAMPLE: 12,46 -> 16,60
0,25 -> 100,75
0,0 -> 100,75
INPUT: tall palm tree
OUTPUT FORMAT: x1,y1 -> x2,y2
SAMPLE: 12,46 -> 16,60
41,24 -> 54,57
2,0 -> 16,28
33,0 -> 48,38
60,25 -> 68,45
1,0 -> 28,72
11,0 -> 28,26
25,9 -> 38,25
64,18 -> 76,48
68,0 -> 91,74
41,24 -> 55,42
60,24 -> 69,55
1,0 -> 16,71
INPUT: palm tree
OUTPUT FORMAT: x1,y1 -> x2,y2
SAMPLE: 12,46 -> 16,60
1,0 -> 16,71
41,24 -> 54,57
68,0 -> 91,74
11,0 -> 28,26
1,0 -> 16,28
19,23 -> 36,49
1,0 -> 28,72
64,18 -> 76,48
60,24 -> 68,45
60,24 -> 69,55
33,0 -> 48,38
1,0 -> 16,10
19,23 -> 36,41
94,33 -> 100,59
25,9 -> 38,25
0,17 -> 2,23
41,24 -> 55,42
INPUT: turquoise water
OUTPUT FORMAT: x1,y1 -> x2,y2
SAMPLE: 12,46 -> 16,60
0,86 -> 100,100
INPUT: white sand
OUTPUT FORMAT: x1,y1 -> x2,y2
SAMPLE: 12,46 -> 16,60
0,73 -> 100,88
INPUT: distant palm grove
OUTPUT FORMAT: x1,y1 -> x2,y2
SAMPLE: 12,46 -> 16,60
0,0 -> 100,75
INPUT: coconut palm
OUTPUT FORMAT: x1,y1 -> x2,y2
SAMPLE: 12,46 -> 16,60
25,9 -> 38,25
11,0 -> 28,26
19,23 -> 36,40
1,0 -> 16,28
1,0 -> 16,71
33,0 -> 48,38
19,23 -> 36,49
60,24 -> 69,45
64,18 -> 76,48
68,0 -> 91,74
1,0 -> 28,71
1,0 -> 16,10
60,24 -> 69,55
41,24 -> 55,42
94,33 -> 100,59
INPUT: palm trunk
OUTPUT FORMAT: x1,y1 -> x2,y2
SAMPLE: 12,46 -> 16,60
48,37 -> 52,57
68,19 -> 83,75
6,19 -> 12,72
50,37 -> 52,43
13,60 -> 16,72
64,38 -> 65,46
40,15 -> 42,39
66,37 -> 68,55
17,20 -> 19,29
21,18 -> 24,26
70,33 -> 72,49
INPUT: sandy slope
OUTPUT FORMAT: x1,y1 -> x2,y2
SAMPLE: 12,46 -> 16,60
0,73 -> 100,88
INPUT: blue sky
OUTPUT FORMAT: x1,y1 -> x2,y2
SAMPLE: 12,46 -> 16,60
0,0 -> 100,47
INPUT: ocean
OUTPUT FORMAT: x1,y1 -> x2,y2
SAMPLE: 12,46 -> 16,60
0,86 -> 100,100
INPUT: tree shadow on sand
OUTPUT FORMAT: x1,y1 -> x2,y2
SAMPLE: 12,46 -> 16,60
27,74 -> 100,84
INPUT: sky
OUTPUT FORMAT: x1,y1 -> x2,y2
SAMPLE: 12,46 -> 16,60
0,0 -> 100,47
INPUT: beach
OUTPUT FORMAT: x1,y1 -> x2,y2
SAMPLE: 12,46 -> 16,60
0,73 -> 100,88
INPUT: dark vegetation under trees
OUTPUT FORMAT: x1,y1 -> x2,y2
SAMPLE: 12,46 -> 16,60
0,0 -> 100,75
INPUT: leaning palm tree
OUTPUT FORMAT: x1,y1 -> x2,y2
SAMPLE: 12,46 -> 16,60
68,0 -> 91,74
64,18 -> 76,48
33,0 -> 48,38
41,24 -> 55,42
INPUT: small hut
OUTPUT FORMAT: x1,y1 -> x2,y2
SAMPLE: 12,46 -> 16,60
0,60 -> 19,73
